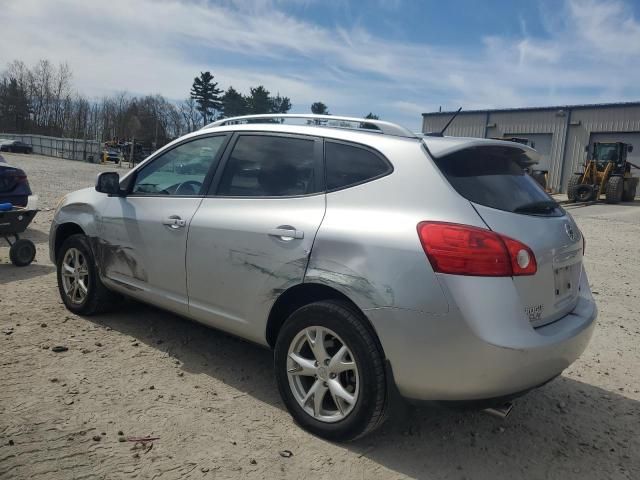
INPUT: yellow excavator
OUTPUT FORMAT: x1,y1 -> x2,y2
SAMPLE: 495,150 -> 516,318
567,142 -> 638,203
493,136 -> 549,190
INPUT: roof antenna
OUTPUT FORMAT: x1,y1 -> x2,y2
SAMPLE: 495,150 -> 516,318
438,107 -> 462,136
423,107 -> 462,137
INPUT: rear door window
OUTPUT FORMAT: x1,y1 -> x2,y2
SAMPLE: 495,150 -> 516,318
215,135 -> 320,197
433,145 -> 562,216
325,141 -> 392,191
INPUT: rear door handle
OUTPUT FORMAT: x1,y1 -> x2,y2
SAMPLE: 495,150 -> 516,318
162,215 -> 186,229
268,226 -> 304,240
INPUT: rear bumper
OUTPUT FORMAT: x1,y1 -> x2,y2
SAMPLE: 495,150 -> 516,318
365,268 -> 597,401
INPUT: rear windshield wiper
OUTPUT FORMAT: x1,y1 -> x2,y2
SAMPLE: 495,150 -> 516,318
513,200 -> 559,214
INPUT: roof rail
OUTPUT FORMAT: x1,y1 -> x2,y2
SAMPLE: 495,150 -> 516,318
203,114 -> 418,139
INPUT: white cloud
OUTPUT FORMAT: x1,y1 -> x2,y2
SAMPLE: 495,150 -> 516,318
0,0 -> 639,129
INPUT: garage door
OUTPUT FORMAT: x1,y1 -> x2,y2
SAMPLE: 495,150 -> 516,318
505,133 -> 553,170
589,132 -> 640,176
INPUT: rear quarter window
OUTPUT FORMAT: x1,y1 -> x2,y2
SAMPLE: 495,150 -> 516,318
325,141 -> 392,191
433,145 -> 561,215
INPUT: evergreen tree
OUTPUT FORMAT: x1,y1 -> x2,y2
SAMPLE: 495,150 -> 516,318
311,102 -> 329,115
0,78 -> 30,133
364,112 -> 379,119
246,86 -> 272,114
220,86 -> 248,118
270,94 -> 292,114
190,71 -> 222,124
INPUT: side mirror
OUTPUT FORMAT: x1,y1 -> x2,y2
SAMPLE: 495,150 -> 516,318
95,172 -> 121,195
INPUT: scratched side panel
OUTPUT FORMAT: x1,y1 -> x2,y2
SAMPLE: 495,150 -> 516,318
304,139 -> 484,314
186,194 -> 326,345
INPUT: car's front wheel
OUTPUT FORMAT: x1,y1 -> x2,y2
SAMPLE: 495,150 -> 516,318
274,300 -> 387,441
56,234 -> 117,315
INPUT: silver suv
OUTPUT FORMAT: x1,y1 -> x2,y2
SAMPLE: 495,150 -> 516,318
50,114 -> 597,440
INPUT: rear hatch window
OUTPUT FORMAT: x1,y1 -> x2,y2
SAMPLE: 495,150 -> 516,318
432,145 -> 562,216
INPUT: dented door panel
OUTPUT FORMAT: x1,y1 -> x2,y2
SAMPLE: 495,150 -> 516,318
99,196 -> 202,314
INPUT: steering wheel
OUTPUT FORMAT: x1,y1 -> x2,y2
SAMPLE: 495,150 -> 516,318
174,180 -> 203,195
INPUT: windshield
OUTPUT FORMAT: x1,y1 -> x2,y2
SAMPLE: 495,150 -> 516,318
433,145 -> 562,216
593,144 -> 618,163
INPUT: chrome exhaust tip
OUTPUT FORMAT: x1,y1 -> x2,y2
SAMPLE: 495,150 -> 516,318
483,402 -> 513,419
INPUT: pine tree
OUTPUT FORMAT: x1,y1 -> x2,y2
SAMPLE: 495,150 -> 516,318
246,86 -> 271,114
270,94 -> 292,114
190,71 -> 222,125
220,86 -> 248,118
311,102 -> 329,115
0,78 -> 31,132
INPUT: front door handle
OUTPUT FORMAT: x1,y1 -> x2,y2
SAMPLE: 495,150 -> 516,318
268,226 -> 304,241
162,215 -> 186,229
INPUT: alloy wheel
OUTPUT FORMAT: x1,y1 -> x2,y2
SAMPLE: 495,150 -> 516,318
287,326 -> 359,423
61,248 -> 90,305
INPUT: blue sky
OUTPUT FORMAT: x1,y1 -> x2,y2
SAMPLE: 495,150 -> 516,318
1,0 -> 640,129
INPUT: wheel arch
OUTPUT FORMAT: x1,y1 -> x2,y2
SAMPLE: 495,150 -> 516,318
265,283 -> 385,356
53,222 -> 86,262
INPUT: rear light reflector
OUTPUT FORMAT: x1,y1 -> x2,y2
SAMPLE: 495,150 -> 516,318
4,171 -> 27,182
417,222 -> 537,277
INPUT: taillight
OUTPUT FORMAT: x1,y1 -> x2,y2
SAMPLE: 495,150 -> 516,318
417,222 -> 537,277
4,170 -> 27,183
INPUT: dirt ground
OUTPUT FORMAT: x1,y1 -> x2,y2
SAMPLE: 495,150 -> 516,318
1,152 -> 639,480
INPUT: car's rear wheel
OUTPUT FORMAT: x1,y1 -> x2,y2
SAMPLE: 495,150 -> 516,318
56,234 -> 118,315
274,300 -> 387,441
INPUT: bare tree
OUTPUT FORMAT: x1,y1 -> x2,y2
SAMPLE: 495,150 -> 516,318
0,58 -> 255,148
179,97 -> 200,133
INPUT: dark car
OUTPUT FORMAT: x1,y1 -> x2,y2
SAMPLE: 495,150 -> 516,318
0,163 -> 32,206
0,140 -> 33,154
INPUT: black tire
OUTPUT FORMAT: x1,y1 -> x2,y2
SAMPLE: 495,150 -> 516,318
622,180 -> 637,202
56,234 -> 118,315
567,174 -> 583,202
274,300 -> 387,441
605,176 -> 624,204
9,239 -> 36,267
575,184 -> 595,203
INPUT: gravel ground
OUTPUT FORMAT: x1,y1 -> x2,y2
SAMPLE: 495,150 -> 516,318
1,152 -> 639,480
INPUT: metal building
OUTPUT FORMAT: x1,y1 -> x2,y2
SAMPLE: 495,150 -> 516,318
422,102 -> 640,193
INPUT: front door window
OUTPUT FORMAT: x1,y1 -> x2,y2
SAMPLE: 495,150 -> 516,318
132,135 -> 227,196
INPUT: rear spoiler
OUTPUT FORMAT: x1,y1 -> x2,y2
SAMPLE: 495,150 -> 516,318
422,137 -> 541,166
